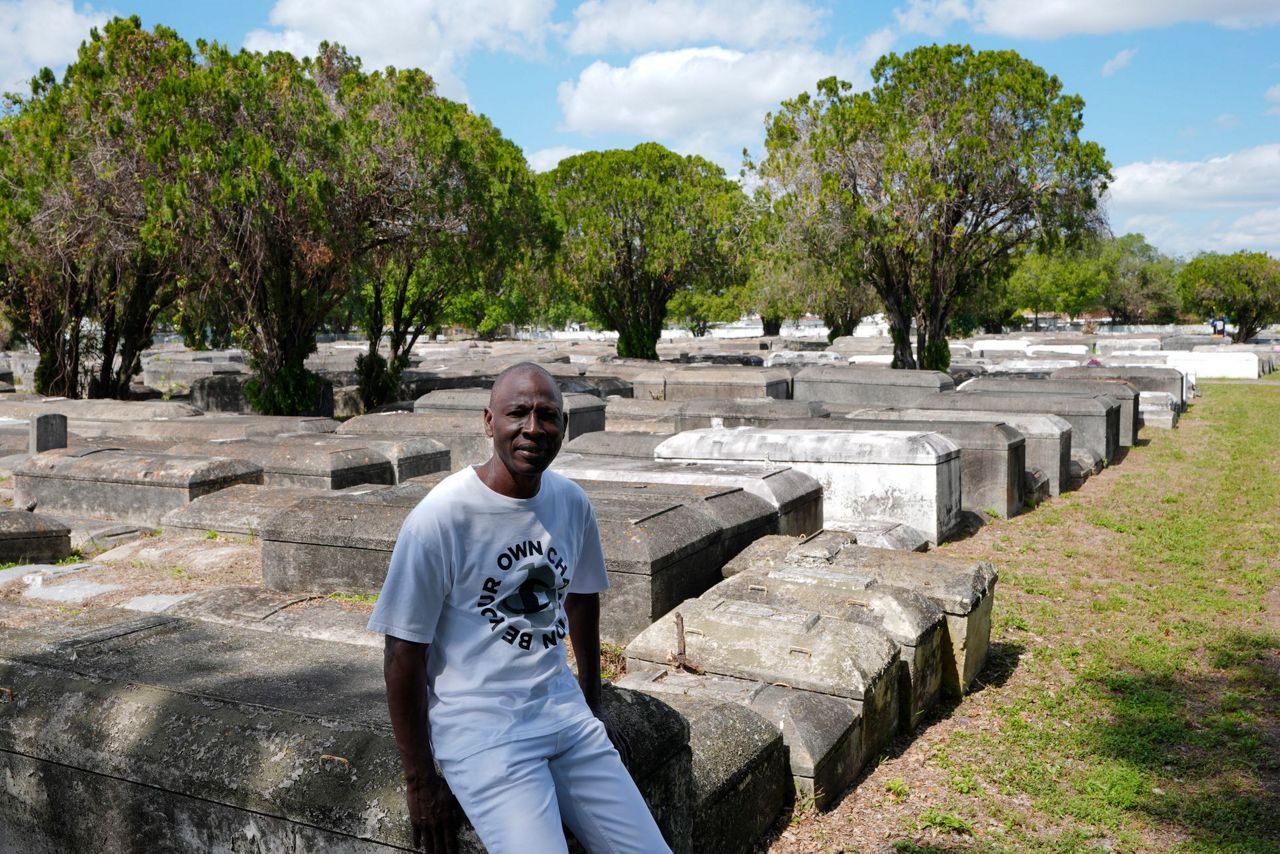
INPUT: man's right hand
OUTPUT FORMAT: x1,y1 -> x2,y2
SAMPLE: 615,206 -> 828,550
406,772 -> 460,853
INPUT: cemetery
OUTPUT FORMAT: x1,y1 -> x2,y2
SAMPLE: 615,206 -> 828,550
0,12 -> 1277,854
0,318 -> 1275,853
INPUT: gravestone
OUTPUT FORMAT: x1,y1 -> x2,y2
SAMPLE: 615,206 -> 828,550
959,376 -> 1140,448
654,428 -> 962,545
414,388 -> 606,439
792,365 -> 954,407
0,510 -> 72,563
29,413 -> 67,455
165,439 -> 394,490
14,449 -> 262,526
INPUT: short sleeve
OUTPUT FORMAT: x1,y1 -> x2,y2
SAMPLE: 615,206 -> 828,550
367,520 -> 452,644
567,500 -> 609,595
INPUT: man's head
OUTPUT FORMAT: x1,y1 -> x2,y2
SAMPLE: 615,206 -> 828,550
483,363 -> 566,490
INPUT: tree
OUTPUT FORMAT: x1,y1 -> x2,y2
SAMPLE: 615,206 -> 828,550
1098,233 -> 1180,324
1179,251 -> 1280,343
543,143 -> 746,360
0,18 -> 197,397
175,41 -> 379,414
1008,246 -> 1106,327
757,44 -> 1111,369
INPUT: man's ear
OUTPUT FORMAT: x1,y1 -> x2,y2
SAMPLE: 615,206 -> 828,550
483,407 -> 495,438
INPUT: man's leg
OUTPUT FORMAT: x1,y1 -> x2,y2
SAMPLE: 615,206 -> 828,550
548,717 -> 672,854
438,732 -> 569,854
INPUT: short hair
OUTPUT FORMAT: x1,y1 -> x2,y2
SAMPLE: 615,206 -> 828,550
488,362 -> 563,410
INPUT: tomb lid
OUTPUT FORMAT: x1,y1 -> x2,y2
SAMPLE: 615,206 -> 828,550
588,493 -> 722,575
793,365 -> 955,390
625,595 -> 898,701
14,448 -> 261,488
654,427 -> 961,465
165,439 -> 392,478
0,509 -> 70,539
336,411 -> 481,436
160,484 -> 324,536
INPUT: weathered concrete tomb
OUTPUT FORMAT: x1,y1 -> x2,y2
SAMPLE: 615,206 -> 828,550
414,388 -> 606,439
0,510 -> 71,564
654,427 -> 962,546
0,609 -> 696,852
792,365 -> 955,407
959,376 -> 1140,448
14,448 -> 262,526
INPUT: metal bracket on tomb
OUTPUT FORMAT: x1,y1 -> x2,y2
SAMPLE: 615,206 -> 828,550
62,447 -> 126,458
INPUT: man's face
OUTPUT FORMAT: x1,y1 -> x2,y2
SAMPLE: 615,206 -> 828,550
484,369 -> 566,479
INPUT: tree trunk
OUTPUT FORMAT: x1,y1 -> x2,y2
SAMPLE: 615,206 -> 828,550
761,315 -> 782,337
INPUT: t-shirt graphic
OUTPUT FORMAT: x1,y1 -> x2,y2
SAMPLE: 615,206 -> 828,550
478,539 -> 571,650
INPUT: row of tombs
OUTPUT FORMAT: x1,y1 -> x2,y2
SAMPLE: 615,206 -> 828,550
0,359 -> 1188,852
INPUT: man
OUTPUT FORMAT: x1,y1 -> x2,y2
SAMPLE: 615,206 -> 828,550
368,362 -> 670,854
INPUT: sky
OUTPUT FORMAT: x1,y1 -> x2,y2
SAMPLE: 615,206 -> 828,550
2,0 -> 1279,258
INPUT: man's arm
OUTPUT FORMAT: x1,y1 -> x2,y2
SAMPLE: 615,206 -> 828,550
384,635 -> 458,854
564,592 -> 632,767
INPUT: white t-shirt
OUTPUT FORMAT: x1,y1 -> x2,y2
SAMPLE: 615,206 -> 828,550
367,466 -> 609,762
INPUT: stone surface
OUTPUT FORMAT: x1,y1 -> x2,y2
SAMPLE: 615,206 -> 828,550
836,418 -> 1026,519
959,376 -> 1140,448
625,595 -> 901,758
604,398 -> 681,433
723,533 -> 998,695
0,510 -> 71,564
654,427 -> 962,545
642,368 -> 791,402
672,398 -> 829,430
165,438 -> 395,490
414,388 -> 606,439
837,408 -> 1073,497
793,365 -> 955,407
160,483 -> 332,537
916,389 -> 1119,465
0,610 -> 694,852
1052,365 -> 1186,411
715,571 -> 945,729
618,669 -> 860,810
22,576 -> 124,603
15,448 -> 263,526
29,413 -> 67,455
563,430 -> 671,459
337,411 -> 494,472
553,453 -> 824,537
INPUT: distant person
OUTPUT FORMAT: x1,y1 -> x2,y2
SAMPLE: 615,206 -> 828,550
368,362 -> 670,854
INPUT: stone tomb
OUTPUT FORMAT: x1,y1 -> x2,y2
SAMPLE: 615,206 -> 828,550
0,609 -> 695,852
165,438 -> 394,490
959,376 -> 1140,448
576,480 -> 777,568
619,669 -> 861,811
835,418 -> 1025,519
636,367 -> 791,402
626,595 -> 902,760
724,533 -> 998,696
14,448 -> 262,527
160,483 -> 343,537
1052,365 -> 1186,411
337,411 -> 493,472
168,434 -> 449,488
916,389 -> 1119,465
563,430 -> 671,459
553,453 -> 824,537
792,365 -> 955,407
838,407 -> 1072,496
0,510 -> 72,563
654,427 -> 962,545
714,570 -> 945,730
414,388 -> 606,439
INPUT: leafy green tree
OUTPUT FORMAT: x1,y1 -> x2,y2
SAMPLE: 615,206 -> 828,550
0,18 -> 197,397
1179,251 -> 1280,343
543,143 -> 746,360
757,44 -> 1110,369
1098,233 -> 1181,324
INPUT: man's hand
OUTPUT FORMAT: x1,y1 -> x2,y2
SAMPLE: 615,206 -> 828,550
406,772 -> 460,853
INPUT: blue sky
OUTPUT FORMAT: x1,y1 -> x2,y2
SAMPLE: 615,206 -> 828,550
2,0 -> 1279,258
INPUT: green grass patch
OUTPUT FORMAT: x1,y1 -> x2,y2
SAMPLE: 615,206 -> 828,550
327,591 -> 378,606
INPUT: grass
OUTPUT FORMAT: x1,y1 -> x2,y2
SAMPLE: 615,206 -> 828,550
774,381 -> 1280,853
932,382 -> 1279,852
327,591 -> 379,606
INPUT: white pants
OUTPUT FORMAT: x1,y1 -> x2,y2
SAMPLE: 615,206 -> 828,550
439,716 -> 671,854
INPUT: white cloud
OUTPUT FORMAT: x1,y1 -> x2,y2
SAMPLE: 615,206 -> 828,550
1214,113 -> 1240,129
1100,47 -> 1136,77
556,40 -> 885,170
1266,83 -> 1280,116
526,145 -> 583,172
1109,145 -> 1280,212
0,0 -> 110,95
1108,145 -> 1280,256
566,0 -> 826,54
244,0 -> 554,100
894,0 -> 972,36
900,0 -> 1280,39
